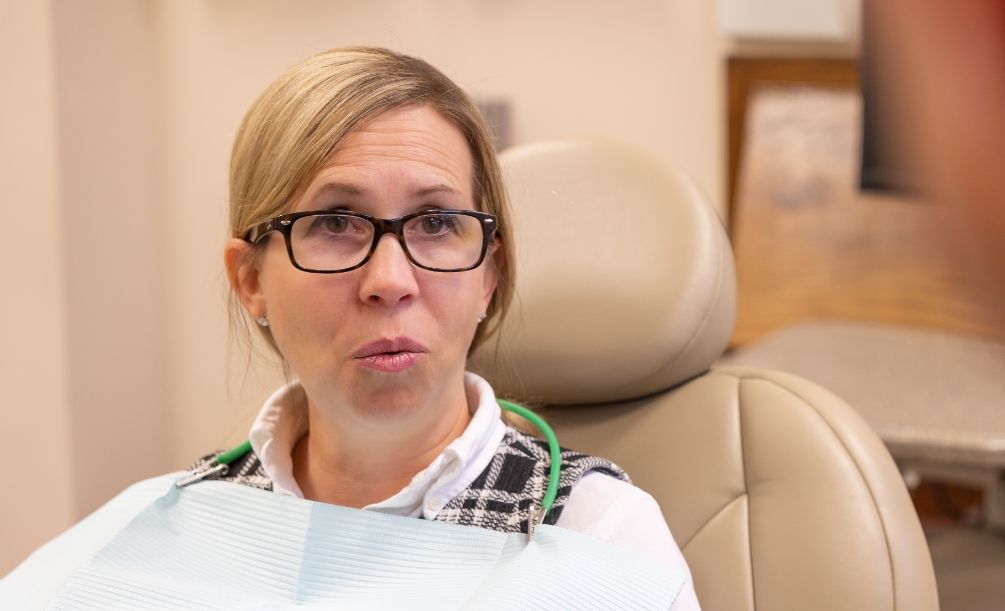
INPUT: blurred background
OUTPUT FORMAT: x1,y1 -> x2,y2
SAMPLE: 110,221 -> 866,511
3,1 -> 1004,606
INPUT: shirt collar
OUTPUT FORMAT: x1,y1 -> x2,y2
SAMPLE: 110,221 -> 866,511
247,372 -> 506,518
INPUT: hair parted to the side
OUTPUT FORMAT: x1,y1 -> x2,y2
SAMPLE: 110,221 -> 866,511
228,47 -> 514,362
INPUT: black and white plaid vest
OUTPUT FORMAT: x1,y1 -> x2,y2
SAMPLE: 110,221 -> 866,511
190,426 -> 630,533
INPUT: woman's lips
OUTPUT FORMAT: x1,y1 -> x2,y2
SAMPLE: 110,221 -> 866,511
357,351 -> 421,372
352,337 -> 427,372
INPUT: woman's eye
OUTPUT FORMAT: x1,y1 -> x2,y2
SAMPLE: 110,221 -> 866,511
316,215 -> 351,233
419,215 -> 455,234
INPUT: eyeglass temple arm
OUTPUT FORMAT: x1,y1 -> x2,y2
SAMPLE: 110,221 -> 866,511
244,219 -> 278,243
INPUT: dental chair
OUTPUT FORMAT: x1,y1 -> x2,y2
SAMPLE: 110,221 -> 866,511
471,140 -> 939,611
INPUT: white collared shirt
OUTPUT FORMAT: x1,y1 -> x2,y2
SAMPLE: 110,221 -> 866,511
249,372 -> 700,610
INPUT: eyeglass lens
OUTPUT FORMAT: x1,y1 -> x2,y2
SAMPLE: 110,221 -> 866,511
289,212 -> 486,272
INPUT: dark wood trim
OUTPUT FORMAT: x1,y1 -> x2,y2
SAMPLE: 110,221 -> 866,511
726,57 -> 860,235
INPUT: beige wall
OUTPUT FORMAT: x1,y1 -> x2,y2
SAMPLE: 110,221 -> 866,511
1,0 -> 76,576
53,0 -> 171,523
2,0 -> 778,574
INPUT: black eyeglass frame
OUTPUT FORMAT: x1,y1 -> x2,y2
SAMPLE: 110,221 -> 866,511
244,209 -> 498,273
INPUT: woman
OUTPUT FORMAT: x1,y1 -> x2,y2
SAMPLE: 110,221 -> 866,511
3,47 -> 699,609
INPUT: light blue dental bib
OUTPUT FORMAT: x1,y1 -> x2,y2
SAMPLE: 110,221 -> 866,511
10,474 -> 683,609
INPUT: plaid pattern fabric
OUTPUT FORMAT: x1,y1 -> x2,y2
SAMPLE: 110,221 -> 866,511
189,426 -> 629,534
188,448 -> 273,492
434,427 -> 630,532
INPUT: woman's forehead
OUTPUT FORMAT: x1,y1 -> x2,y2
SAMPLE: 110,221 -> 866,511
312,105 -> 474,198
297,179 -> 470,214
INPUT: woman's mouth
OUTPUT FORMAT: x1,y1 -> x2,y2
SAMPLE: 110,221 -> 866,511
352,337 -> 427,372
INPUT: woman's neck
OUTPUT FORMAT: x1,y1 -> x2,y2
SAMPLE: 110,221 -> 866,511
291,383 -> 473,508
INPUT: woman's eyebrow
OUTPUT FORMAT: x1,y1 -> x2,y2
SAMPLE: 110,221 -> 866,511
413,183 -> 460,197
314,182 -> 366,197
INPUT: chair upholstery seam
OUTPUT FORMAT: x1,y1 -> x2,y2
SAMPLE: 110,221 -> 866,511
680,492 -> 748,551
738,376 -> 758,611
737,372 -> 899,611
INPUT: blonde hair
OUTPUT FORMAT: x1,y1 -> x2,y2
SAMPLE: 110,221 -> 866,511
229,47 -> 514,358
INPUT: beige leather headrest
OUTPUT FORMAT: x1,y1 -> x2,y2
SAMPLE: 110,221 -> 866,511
471,139 -> 736,405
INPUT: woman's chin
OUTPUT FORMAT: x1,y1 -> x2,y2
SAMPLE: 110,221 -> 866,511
344,375 -> 434,420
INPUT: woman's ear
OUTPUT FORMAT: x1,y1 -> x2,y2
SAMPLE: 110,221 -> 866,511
224,238 -> 266,318
481,237 -> 502,305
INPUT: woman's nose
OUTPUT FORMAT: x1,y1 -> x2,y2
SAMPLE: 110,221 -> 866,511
358,234 -> 419,308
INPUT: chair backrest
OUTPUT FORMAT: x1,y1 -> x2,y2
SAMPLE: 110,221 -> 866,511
470,139 -> 939,611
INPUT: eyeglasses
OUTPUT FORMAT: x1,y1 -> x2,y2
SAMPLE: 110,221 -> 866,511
244,209 -> 498,273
